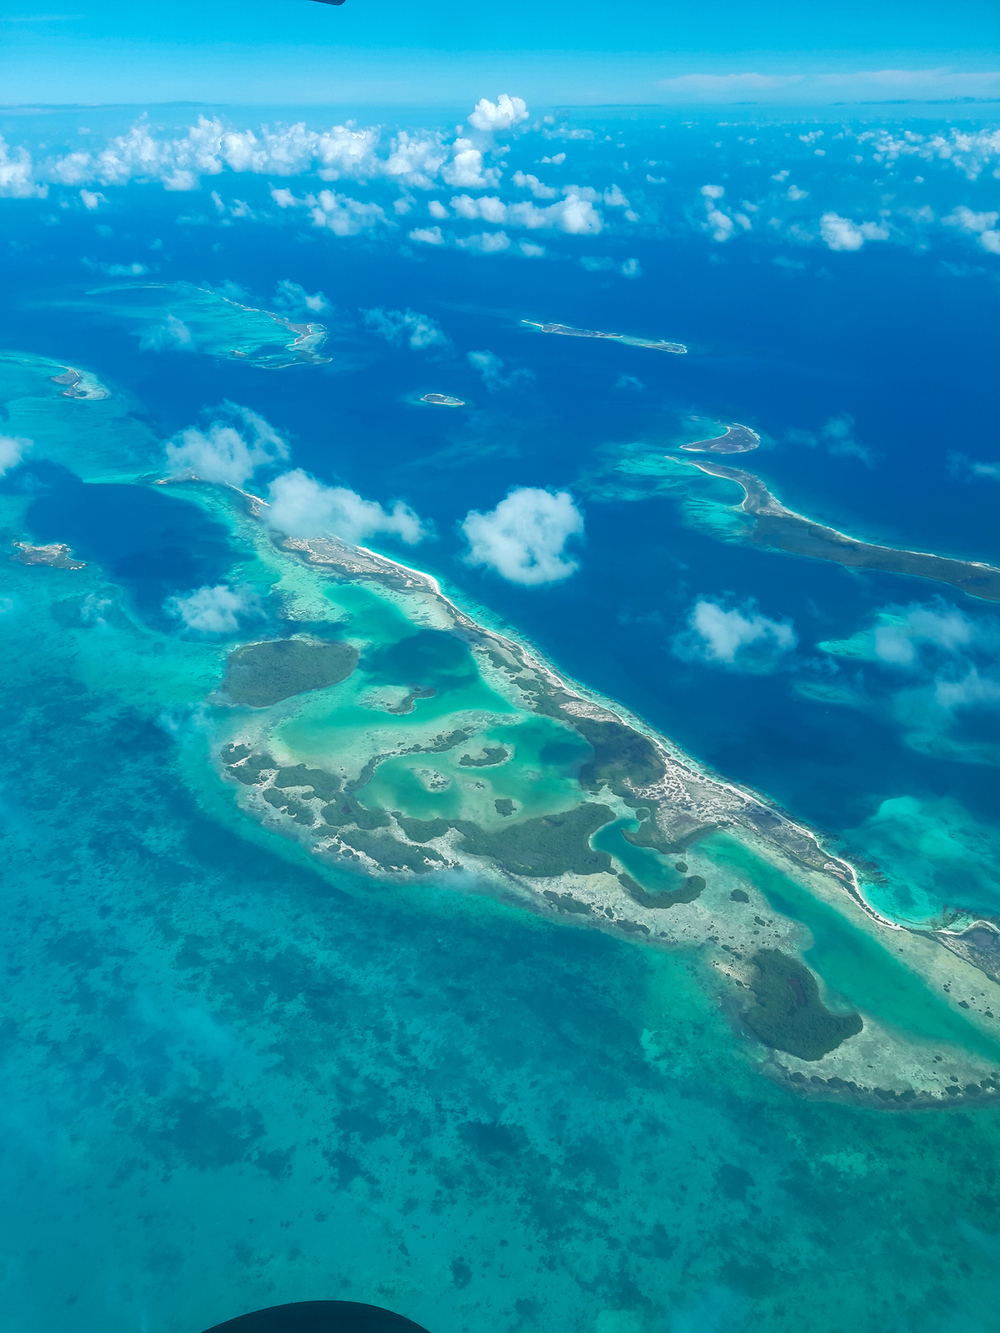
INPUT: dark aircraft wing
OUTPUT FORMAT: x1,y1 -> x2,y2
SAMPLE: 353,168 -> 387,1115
309,1 -> 347,5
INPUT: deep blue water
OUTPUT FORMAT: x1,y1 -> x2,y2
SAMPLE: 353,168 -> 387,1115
3,106 -> 1000,1331
3,138 -> 1000,911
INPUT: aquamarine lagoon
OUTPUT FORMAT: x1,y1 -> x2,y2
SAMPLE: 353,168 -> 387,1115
2,100 -> 1000,1332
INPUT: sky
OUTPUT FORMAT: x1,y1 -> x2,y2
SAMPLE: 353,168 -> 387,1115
2,0 -> 999,107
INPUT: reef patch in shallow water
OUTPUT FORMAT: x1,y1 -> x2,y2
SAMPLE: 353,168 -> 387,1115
222,639 -> 359,708
743,948 -> 864,1060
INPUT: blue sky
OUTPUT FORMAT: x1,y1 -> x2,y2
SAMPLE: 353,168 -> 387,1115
2,0 -> 999,106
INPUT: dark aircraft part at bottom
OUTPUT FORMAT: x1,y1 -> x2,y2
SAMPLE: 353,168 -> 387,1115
310,1 -> 347,5
202,1302 -> 431,1333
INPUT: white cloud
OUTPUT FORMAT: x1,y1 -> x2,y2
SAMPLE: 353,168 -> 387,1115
441,140 -> 501,190
0,136 -> 47,198
139,313 -> 194,352
79,188 -> 106,209
166,583 -> 259,634
451,193 -> 509,223
678,600 -> 796,671
943,206 -> 999,234
0,434 -> 31,476
541,153 -> 566,166
519,241 -> 545,257
362,306 -> 447,349
580,255 -> 642,278
818,413 -> 871,464
427,199 -> 449,219
274,279 -> 330,314
512,171 -> 558,199
819,212 -> 890,251
409,225 -> 445,245
467,350 -> 533,391
309,189 -> 387,236
698,185 -> 750,243
457,230 -> 511,253
267,469 -> 424,546
461,488 -> 584,585
934,668 -> 1000,713
448,190 -> 603,235
102,261 -> 149,276
165,403 -> 289,487
943,207 -> 1000,254
467,94 -> 529,134
872,603 -> 981,668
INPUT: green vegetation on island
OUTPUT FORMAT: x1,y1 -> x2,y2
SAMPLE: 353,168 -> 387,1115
743,949 -> 864,1061
222,638 -> 358,708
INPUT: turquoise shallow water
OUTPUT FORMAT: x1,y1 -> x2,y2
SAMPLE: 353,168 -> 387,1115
1,496 -> 1000,1333
2,107 -> 1000,1328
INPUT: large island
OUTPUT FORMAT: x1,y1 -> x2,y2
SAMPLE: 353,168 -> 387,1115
160,481 -> 1000,1110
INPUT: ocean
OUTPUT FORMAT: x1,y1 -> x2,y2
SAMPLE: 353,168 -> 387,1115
1,103 -> 1000,1331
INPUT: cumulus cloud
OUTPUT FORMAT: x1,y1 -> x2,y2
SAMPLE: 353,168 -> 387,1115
79,189 -> 106,210
102,261 -> 149,277
0,434 -> 31,476
308,189 -> 388,236
441,140 -> 501,189
870,603 -> 983,668
362,306 -> 447,349
457,230 -> 511,253
467,94 -> 529,134
409,225 -> 445,245
512,171 -> 558,199
944,206 -> 1000,255
819,212 -> 889,251
461,488 -> 584,585
934,668 -> 1000,713
0,136 -> 47,198
950,453 -> 1000,481
449,190 -> 603,235
676,599 -> 797,671
267,469 -> 424,546
274,279 -> 330,315
698,185 -> 751,243
467,350 -> 534,391
787,414 -> 871,464
165,403 -> 289,487
140,313 -> 194,352
580,255 -> 642,278
166,583 -> 260,634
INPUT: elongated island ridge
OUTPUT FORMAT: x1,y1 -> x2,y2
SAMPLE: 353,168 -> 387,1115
680,423 -> 760,454
86,282 -> 333,369
152,479 -> 1000,1109
523,319 -> 687,354
420,393 -> 465,406
682,457 -> 1000,602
